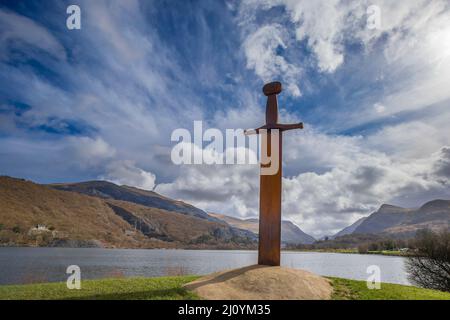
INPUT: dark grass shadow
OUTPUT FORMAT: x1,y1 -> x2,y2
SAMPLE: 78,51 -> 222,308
64,287 -> 197,300
183,265 -> 270,291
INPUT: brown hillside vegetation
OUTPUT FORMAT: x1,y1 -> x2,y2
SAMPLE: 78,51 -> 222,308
0,177 -> 256,249
106,200 -> 253,245
0,176 -> 160,248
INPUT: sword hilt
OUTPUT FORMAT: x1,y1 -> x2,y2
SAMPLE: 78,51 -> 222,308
244,122 -> 303,135
245,81 -> 304,135
263,82 -> 281,125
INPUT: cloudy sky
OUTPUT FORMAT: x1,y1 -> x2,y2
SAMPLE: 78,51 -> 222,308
1,0 -> 450,237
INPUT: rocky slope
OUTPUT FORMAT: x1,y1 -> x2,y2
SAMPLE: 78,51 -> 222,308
50,180 -> 213,220
330,217 -> 367,239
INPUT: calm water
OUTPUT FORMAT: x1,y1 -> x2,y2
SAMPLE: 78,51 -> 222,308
0,247 -> 410,285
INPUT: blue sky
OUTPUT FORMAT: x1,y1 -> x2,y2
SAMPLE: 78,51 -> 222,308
1,0 -> 450,237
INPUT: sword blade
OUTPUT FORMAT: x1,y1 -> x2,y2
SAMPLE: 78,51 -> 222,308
258,131 -> 282,266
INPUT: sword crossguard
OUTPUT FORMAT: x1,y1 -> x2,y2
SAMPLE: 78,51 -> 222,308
244,123 -> 303,135
244,81 -> 304,135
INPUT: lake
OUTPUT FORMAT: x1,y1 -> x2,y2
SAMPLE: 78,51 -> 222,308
0,247 -> 410,285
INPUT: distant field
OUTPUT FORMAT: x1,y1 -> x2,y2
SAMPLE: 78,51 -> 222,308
0,275 -> 449,300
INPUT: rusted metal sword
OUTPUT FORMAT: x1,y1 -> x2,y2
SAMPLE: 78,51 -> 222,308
245,81 -> 303,266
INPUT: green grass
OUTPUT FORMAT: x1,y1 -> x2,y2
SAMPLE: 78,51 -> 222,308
1,275 -> 449,300
0,275 -> 201,300
290,248 -> 412,256
287,248 -> 359,254
330,277 -> 450,300
366,250 -> 411,256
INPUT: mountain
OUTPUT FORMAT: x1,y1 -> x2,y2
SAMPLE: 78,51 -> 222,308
50,180 -> 213,221
280,220 -> 316,244
347,200 -> 450,237
209,213 -> 316,244
208,214 -> 260,234
330,217 -> 367,239
0,176 -> 256,248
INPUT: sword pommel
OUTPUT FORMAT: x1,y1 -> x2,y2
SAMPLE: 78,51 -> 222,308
245,81 -> 303,138
263,81 -> 282,96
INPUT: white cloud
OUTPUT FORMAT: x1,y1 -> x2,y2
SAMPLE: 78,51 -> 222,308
243,24 -> 301,96
238,0 -> 450,127
102,160 -> 156,191
66,136 -> 116,168
156,123 -> 450,237
156,161 -> 259,218
238,0 -> 351,91
373,103 -> 386,114
0,1 -> 210,181
282,0 -> 347,72
366,121 -> 449,160
0,10 -> 66,60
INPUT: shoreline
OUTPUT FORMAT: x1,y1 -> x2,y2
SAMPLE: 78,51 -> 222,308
284,248 -> 412,257
0,245 -> 411,256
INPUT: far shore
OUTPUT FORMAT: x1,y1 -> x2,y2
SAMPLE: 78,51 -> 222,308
0,245 -> 411,257
285,248 -> 412,257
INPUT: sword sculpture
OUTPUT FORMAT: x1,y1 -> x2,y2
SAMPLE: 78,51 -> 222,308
245,81 -> 303,266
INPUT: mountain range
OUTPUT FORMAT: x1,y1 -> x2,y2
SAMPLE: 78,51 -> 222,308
331,200 -> 450,239
209,213 -> 316,245
1,175 -> 449,249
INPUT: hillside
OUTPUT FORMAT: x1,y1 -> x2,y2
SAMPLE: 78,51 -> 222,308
209,214 -> 259,234
0,176 -> 256,249
210,213 -> 316,244
331,217 -> 367,239
296,200 -> 450,250
50,180 -> 213,221
327,200 -> 450,242
0,176 -> 146,248
353,200 -> 450,237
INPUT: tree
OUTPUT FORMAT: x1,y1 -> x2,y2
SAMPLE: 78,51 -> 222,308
357,243 -> 369,254
382,239 -> 395,250
368,242 -> 379,251
405,229 -> 450,292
